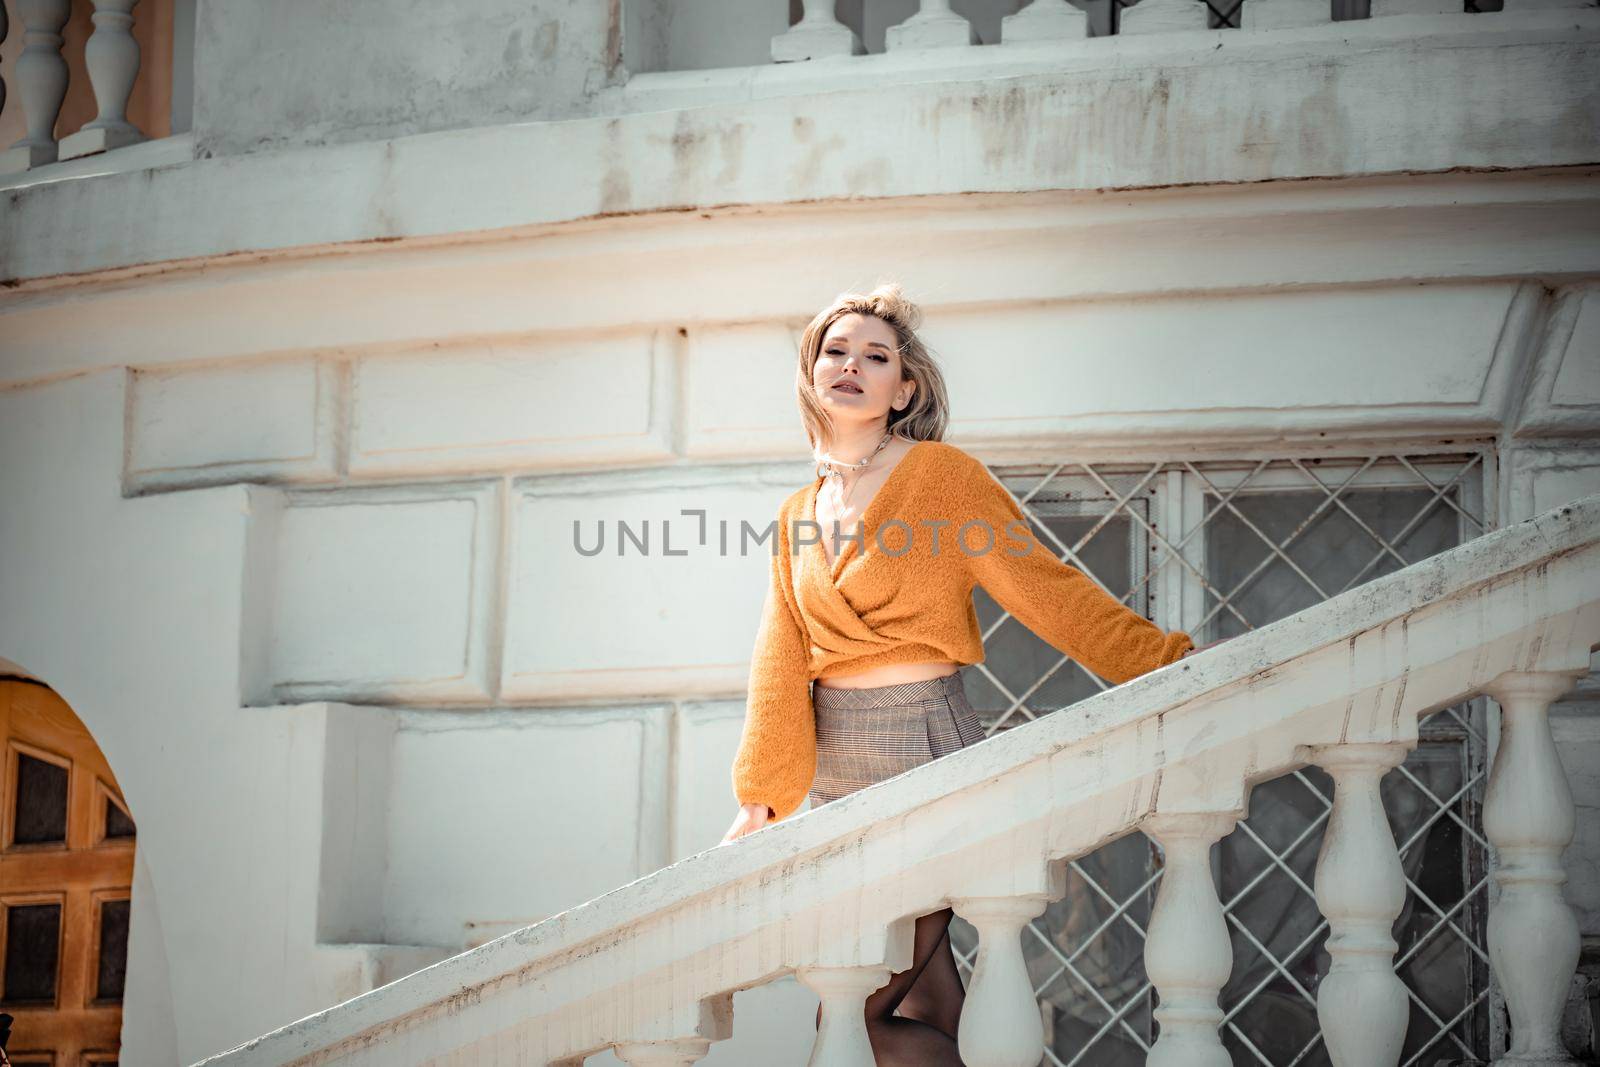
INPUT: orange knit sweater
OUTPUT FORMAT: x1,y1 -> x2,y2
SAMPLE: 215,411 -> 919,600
731,439 -> 1195,823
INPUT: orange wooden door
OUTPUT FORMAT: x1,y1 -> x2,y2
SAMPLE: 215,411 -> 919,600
0,680 -> 133,1066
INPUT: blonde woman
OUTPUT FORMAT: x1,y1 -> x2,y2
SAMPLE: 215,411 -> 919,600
720,283 -> 1221,1064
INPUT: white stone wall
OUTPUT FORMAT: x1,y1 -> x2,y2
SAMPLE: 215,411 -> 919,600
190,0 -> 618,158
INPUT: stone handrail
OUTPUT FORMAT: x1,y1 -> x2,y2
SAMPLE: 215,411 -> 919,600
195,492 -> 1600,1066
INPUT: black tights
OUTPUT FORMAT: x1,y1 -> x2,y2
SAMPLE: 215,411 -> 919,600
813,906 -> 966,1066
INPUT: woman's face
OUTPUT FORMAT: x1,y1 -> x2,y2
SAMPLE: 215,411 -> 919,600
812,313 -> 915,432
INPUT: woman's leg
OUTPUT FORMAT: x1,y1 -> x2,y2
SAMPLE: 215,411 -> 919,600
894,908 -> 965,1040
812,908 -> 963,1066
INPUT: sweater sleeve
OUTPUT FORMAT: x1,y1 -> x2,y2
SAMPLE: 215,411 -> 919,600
954,456 -> 1193,685
730,504 -> 817,824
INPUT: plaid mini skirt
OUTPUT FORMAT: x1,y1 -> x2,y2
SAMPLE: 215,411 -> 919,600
808,669 -> 987,808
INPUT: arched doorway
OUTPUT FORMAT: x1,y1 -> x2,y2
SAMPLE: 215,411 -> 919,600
0,678 -> 133,1066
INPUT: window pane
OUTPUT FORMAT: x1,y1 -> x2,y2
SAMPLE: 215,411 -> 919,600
3,902 -> 62,1004
96,898 -> 131,1001
105,796 -> 136,839
13,753 -> 69,845
1204,486 -> 1460,639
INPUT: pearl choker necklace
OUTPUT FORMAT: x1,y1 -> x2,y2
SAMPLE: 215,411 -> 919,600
815,432 -> 895,480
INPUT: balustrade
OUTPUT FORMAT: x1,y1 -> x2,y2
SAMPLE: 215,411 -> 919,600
59,0 -> 146,160
1144,812 -> 1239,1067
1311,742 -> 1413,1066
951,894 -> 1052,1067
1483,669 -> 1586,1065
1,0 -> 70,173
1002,0 -> 1090,41
886,1 -> 979,49
2,0 -> 149,174
771,1 -> 864,62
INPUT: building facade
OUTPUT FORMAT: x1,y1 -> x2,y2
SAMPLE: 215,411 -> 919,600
1,1 -> 1598,1064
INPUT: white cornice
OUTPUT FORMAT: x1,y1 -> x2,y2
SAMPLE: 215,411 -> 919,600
1,10 -> 1594,285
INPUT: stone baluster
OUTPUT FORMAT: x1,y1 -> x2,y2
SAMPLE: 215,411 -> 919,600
613,1038 -> 711,1066
0,0 -> 70,174
58,0 -> 147,161
950,895 -> 1050,1067
798,965 -> 889,1066
1002,0 -> 1090,41
1119,0 -> 1211,32
1483,670 -> 1584,1065
771,1 -> 864,62
1144,812 -> 1240,1067
1241,0 -> 1332,29
885,0 -> 978,50
1309,742 -> 1412,1066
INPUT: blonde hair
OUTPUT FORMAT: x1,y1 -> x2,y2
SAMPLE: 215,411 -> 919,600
795,282 -> 950,457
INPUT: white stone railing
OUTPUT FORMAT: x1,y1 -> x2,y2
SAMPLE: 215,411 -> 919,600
770,0 -> 1595,58
1,0 -> 148,174
195,491 -> 1600,1067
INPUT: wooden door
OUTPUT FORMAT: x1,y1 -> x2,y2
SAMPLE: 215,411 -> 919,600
0,680 -> 133,1066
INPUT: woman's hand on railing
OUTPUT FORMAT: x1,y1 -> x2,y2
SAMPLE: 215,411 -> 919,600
719,802 -> 771,845
1182,637 -> 1230,658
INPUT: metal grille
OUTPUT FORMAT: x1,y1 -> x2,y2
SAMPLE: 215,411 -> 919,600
945,448 -> 1494,1066
1102,0 -> 1244,33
